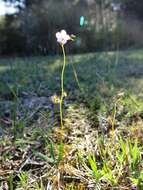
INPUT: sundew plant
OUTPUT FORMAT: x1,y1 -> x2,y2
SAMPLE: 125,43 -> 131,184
56,30 -> 75,128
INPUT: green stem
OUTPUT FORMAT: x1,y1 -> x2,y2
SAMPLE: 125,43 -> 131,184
60,44 -> 66,128
71,58 -> 83,92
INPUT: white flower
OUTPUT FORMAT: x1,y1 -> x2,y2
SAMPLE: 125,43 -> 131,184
56,30 -> 71,45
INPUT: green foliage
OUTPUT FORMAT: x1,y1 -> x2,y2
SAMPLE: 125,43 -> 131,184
8,174 -> 14,190
101,162 -> 118,186
88,154 -> 102,181
17,172 -> 29,189
57,141 -> 64,163
130,171 -> 143,189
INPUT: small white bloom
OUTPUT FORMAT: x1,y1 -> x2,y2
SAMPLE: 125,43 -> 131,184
56,30 -> 71,45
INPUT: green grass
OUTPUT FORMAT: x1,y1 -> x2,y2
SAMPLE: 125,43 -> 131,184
1,49 -> 143,189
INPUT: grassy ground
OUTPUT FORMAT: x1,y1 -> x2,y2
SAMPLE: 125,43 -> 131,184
1,49 -> 143,189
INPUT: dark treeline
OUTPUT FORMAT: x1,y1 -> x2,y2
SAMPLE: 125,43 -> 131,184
0,0 -> 143,56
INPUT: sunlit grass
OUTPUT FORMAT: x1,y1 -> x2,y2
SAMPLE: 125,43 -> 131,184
1,49 -> 143,189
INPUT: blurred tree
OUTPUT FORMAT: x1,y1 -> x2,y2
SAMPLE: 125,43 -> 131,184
1,0 -> 141,55
121,0 -> 143,20
120,0 -> 143,47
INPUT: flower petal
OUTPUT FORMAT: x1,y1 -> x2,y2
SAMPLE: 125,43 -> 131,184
61,30 -> 67,38
56,32 -> 61,39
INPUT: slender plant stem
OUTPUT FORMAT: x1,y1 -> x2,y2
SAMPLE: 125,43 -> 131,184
71,57 -> 83,92
60,44 -> 66,128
